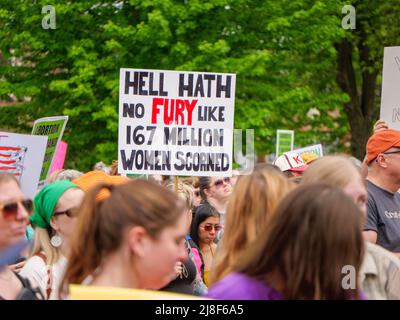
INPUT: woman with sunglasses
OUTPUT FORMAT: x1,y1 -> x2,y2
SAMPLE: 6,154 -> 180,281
198,176 -> 232,228
161,182 -> 207,295
0,172 -> 43,300
19,180 -> 85,299
190,204 -> 221,287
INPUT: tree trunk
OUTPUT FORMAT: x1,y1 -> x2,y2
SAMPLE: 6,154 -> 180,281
348,117 -> 370,161
335,37 -> 379,160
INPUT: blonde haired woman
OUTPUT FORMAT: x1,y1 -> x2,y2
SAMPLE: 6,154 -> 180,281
302,155 -> 400,300
19,180 -> 85,299
210,164 -> 294,285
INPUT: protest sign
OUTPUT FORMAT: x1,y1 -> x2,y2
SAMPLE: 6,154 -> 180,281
32,116 -> 68,185
380,46 -> 400,130
69,284 -> 205,300
49,141 -> 68,175
118,69 -> 236,177
0,132 -> 47,198
276,130 -> 294,157
292,144 -> 323,164
292,144 -> 323,157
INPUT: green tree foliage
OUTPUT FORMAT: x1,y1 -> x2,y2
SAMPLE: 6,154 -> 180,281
0,0 -> 394,170
336,0 -> 400,159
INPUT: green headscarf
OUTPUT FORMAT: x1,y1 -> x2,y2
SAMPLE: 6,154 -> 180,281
30,180 -> 78,229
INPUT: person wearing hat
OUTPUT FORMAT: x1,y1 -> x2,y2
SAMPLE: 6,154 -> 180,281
72,170 -> 129,199
273,152 -> 308,178
19,180 -> 85,299
363,129 -> 400,255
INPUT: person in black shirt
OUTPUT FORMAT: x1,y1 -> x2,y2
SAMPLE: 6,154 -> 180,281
161,182 -> 207,295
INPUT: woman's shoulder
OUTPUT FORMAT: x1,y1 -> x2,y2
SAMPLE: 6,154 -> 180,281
206,272 -> 283,300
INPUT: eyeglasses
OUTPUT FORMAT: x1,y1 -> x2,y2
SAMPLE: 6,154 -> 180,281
213,177 -> 231,188
383,150 -> 400,155
53,207 -> 79,218
200,223 -> 223,232
0,199 -> 33,221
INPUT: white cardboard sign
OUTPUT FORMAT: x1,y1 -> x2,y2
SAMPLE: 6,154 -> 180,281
0,132 -> 47,198
380,46 -> 400,130
118,68 -> 236,177
292,144 -> 323,157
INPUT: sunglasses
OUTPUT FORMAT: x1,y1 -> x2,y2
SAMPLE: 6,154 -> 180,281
213,177 -> 231,188
383,150 -> 400,155
53,207 -> 79,218
0,199 -> 33,221
200,223 -> 223,232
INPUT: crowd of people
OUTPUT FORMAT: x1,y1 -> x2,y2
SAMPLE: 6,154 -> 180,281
2,120 -> 400,300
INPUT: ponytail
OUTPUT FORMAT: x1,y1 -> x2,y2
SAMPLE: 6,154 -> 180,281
59,179 -> 185,297
59,183 -> 113,297
198,177 -> 211,202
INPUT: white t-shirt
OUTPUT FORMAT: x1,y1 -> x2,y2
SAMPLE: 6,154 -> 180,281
19,254 -> 67,300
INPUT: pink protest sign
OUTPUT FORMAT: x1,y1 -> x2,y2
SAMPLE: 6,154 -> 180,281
49,140 -> 67,174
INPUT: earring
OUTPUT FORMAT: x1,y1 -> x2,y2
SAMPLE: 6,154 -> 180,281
50,234 -> 62,248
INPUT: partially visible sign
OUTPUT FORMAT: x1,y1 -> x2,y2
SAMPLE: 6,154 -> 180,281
292,144 -> 323,157
69,284 -> 206,300
49,141 -> 68,175
32,116 -> 68,185
276,130 -> 294,157
0,132 -> 47,198
380,47 -> 400,130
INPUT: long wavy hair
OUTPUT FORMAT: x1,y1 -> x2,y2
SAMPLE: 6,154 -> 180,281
210,164 -> 294,284
236,183 -> 364,300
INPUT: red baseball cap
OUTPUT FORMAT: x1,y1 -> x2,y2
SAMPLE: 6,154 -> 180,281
365,129 -> 400,165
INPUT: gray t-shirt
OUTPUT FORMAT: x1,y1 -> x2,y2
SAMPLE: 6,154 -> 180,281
364,180 -> 400,252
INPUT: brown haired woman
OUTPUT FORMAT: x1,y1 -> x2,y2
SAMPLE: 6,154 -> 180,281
207,183 -> 365,300
60,180 -> 188,296
210,164 -> 294,285
161,182 -> 207,295
190,203 -> 221,287
303,155 -> 400,299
